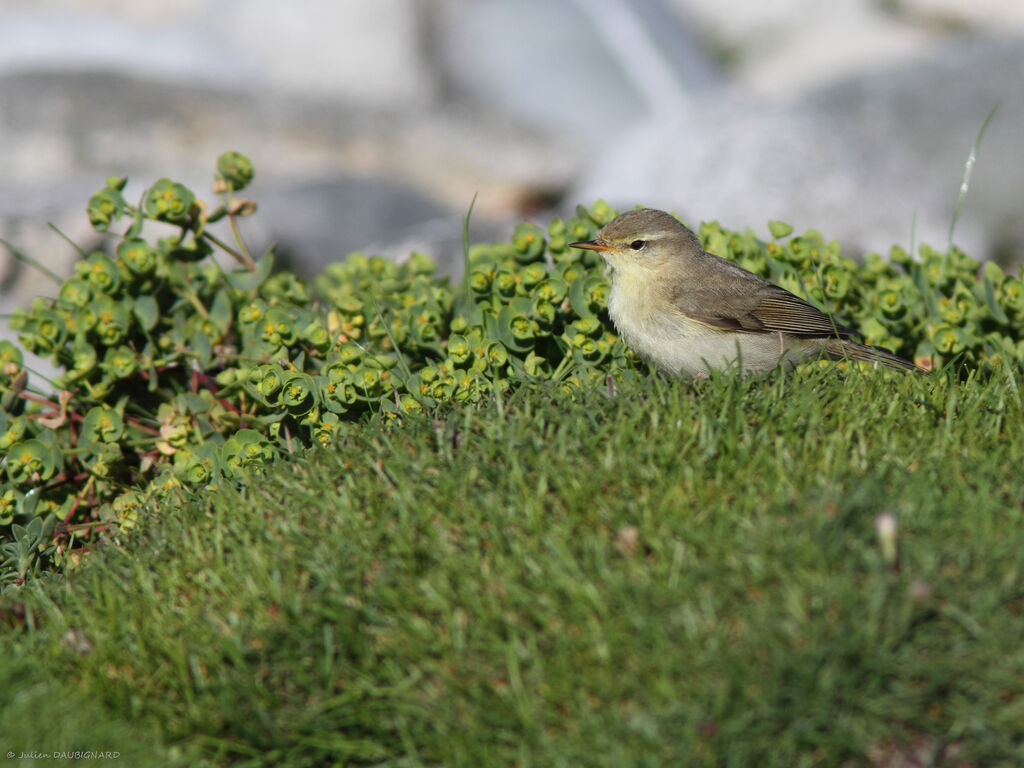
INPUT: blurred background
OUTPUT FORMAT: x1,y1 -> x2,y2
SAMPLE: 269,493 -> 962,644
2,0 -> 1023,318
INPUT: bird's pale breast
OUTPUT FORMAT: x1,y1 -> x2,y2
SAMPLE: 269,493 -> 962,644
607,276 -> 815,377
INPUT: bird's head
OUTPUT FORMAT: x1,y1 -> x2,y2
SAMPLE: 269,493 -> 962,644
570,208 -> 702,277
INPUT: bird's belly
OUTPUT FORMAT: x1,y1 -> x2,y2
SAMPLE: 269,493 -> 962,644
609,297 -> 810,377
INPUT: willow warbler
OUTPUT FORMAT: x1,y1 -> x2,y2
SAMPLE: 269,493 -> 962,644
571,208 -> 917,377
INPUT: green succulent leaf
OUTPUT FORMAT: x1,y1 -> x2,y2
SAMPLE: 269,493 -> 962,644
0,340 -> 24,373
6,439 -> 56,484
62,335 -> 99,383
217,150 -> 255,191
877,289 -> 907,320
227,249 -> 274,292
145,178 -> 196,224
0,486 -> 21,525
512,222 -> 546,264
82,442 -> 124,479
118,238 -> 159,277
820,264 -> 850,300
173,443 -> 221,487
87,188 -> 126,232
132,294 -> 160,332
1002,277 -> 1024,313
191,331 -> 213,368
0,416 -> 28,451
221,428 -> 276,479
278,371 -> 318,415
100,346 -> 137,380
981,262 -> 1009,324
81,405 -> 125,444
58,277 -> 93,309
447,334 -> 471,365
930,323 -> 967,355
569,275 -> 609,318
90,296 -> 132,346
497,298 -> 537,353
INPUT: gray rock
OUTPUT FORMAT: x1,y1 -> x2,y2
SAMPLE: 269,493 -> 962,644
573,36 -> 1024,262
0,67 -> 575,281
436,0 -> 718,146
255,176 -> 450,277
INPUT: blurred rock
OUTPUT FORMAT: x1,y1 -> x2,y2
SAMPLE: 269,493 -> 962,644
673,0 -> 1024,97
436,0 -> 718,145
572,36 -> 1024,263
255,176 -> 449,277
216,0 -> 436,105
0,67 -> 578,277
3,0 -> 1024,308
0,0 -> 436,104
672,0 -> 935,96
0,0 -> 588,299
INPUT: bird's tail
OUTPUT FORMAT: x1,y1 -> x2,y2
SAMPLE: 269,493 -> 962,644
823,338 -> 921,372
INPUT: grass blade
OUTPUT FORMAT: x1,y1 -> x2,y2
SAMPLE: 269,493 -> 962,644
462,192 -> 478,307
0,238 -> 63,284
47,221 -> 89,258
941,102 -> 999,280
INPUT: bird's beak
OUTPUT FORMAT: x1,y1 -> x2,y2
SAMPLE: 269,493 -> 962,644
570,238 -> 615,252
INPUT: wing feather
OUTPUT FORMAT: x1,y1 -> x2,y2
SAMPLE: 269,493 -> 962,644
669,252 -> 858,338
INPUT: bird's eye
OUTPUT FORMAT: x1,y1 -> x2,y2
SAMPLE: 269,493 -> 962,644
629,239 -> 646,251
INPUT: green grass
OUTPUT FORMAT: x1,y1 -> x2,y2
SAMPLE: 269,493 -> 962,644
2,364 -> 1024,767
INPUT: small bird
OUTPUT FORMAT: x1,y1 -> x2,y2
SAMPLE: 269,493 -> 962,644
571,208 -> 918,377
